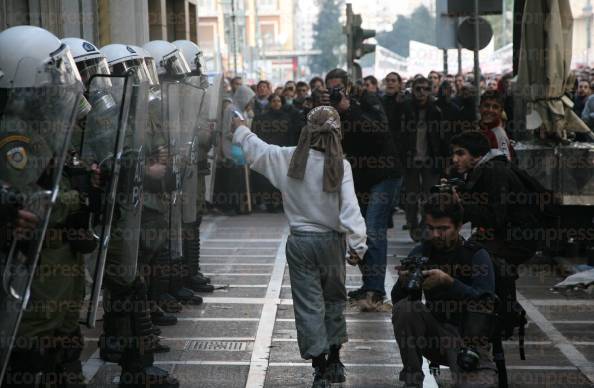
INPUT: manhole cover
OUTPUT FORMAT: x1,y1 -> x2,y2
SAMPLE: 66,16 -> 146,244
184,341 -> 253,351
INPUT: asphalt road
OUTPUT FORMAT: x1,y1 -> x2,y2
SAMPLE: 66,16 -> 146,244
83,213 -> 594,387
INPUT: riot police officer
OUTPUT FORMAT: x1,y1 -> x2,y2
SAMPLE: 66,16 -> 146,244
172,40 -> 214,294
95,42 -> 178,388
142,40 -> 203,308
0,26 -> 89,388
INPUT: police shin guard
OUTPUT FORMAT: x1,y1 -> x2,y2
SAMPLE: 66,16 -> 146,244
100,280 -> 170,364
169,254 -> 203,305
149,252 -> 183,313
182,219 -> 213,293
55,328 -> 86,388
100,280 -> 178,388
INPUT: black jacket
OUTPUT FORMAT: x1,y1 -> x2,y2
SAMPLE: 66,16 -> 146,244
251,106 -> 302,147
398,99 -> 447,172
391,240 -> 496,326
340,99 -> 401,202
459,153 -> 540,263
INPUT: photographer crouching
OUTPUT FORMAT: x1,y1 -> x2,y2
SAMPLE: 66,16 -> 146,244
391,193 -> 498,388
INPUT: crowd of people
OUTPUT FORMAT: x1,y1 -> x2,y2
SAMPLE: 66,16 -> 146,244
2,23 -> 590,388
217,65 -> 582,387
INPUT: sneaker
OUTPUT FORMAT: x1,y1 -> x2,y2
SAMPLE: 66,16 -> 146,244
324,360 -> 346,383
356,291 -> 385,312
347,287 -> 366,300
311,368 -> 330,388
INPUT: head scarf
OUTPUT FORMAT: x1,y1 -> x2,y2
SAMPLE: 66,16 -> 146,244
287,106 -> 344,193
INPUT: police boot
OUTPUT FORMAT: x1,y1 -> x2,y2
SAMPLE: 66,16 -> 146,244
169,254 -> 203,305
150,304 -> 178,326
115,281 -> 178,388
55,328 -> 86,388
182,219 -> 213,293
150,253 -> 183,313
100,280 -> 170,363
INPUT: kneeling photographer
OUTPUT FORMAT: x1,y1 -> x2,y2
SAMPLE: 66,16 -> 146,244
392,193 -> 498,387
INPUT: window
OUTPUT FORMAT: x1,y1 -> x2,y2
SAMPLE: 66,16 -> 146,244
199,0 -> 217,14
258,0 -> 278,12
198,24 -> 216,52
260,22 -> 276,47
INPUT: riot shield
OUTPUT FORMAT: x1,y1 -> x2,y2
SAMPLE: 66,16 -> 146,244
179,77 -> 207,224
202,74 -> 225,204
0,84 -> 82,381
81,74 -> 135,328
162,81 -> 185,259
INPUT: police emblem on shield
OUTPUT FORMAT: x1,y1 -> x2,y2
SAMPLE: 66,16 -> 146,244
6,146 -> 27,170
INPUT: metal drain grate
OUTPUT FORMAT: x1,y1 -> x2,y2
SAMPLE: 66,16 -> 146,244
184,340 -> 252,352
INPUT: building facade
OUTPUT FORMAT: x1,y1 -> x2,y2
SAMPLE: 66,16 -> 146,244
0,0 -> 200,55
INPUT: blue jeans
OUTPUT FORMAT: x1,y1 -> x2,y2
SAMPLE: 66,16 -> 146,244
360,177 -> 402,295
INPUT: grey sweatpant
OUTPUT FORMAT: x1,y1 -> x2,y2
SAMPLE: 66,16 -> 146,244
285,230 -> 348,360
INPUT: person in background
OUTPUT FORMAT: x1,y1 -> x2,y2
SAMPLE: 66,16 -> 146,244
479,90 -> 514,161
487,79 -> 499,92
309,76 -> 324,91
574,80 -> 591,116
364,75 -> 380,95
254,80 -> 272,117
400,77 -> 446,241
454,73 -> 465,97
428,70 -> 442,95
230,76 -> 243,94
282,87 -> 296,106
294,81 -> 310,111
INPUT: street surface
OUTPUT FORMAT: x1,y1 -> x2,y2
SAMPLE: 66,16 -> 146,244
83,213 -> 594,387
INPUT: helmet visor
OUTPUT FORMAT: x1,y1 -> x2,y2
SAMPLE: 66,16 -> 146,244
77,57 -> 112,89
162,50 -> 191,77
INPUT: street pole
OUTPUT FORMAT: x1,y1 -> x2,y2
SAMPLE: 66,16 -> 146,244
473,0 -> 481,119
443,48 -> 448,75
231,0 -> 238,75
585,0 -> 593,65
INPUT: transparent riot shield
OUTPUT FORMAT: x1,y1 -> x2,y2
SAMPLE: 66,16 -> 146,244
179,77 -> 207,224
0,84 -> 82,381
202,74 -> 225,204
162,81 -> 185,259
81,74 -> 134,328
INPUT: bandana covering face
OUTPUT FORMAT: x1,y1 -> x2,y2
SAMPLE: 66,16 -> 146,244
287,106 -> 344,193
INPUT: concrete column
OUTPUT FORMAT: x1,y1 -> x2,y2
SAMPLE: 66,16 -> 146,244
149,0 -> 167,40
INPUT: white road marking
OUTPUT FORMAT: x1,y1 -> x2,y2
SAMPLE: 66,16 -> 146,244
201,254 -> 276,258
82,350 -> 104,383
202,273 -> 272,276
245,228 -> 289,388
200,263 -> 274,266
517,291 -> 594,384
176,317 -> 260,322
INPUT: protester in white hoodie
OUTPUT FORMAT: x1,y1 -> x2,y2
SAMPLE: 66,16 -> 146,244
231,106 -> 367,388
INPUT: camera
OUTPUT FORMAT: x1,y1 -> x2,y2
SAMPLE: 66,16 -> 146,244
400,256 -> 429,292
430,177 -> 465,194
329,87 -> 344,106
457,347 -> 480,371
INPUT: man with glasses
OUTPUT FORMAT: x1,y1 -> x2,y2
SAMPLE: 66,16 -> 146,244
400,77 -> 446,241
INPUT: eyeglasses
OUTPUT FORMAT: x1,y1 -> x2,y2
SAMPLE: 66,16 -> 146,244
415,86 -> 431,92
